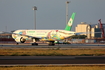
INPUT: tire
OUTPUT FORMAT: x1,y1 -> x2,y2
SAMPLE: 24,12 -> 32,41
32,43 -> 38,46
48,43 -> 55,46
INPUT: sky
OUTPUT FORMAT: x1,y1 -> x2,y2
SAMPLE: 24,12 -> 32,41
0,0 -> 105,32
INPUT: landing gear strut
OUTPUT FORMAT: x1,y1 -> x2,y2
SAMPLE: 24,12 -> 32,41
31,39 -> 38,46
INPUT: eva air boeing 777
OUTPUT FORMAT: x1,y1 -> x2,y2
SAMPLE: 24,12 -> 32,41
12,13 -> 76,46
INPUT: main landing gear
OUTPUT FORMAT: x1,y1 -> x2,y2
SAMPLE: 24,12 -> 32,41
31,42 -> 55,46
31,43 -> 38,46
32,39 -> 38,46
48,41 -> 55,46
31,38 -> 55,46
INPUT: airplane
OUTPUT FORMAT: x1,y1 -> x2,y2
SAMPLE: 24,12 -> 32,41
12,12 -> 76,46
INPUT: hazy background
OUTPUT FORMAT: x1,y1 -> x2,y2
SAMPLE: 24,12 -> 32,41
0,0 -> 105,32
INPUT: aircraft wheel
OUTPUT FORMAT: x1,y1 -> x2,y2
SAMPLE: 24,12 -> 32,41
48,42 -> 55,46
16,43 -> 19,45
32,43 -> 38,46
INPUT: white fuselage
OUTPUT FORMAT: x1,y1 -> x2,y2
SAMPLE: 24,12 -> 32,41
12,29 -> 75,42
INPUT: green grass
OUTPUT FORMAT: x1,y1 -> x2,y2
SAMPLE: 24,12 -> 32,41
0,65 -> 105,70
0,48 -> 105,56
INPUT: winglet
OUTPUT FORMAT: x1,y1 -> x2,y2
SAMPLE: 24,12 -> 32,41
64,12 -> 76,31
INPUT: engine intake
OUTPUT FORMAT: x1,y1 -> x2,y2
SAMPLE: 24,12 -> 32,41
15,37 -> 26,43
20,37 -> 26,43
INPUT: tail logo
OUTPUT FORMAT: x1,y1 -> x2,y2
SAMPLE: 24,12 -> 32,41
68,18 -> 73,26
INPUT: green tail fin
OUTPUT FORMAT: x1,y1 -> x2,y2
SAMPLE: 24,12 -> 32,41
64,12 -> 76,31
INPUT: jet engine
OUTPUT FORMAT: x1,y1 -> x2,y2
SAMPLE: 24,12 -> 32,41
15,36 -> 26,43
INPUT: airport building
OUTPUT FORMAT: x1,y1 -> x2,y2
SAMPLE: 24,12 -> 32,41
75,22 -> 101,39
0,32 -> 15,42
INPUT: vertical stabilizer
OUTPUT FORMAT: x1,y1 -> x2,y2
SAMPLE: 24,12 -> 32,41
65,12 -> 76,31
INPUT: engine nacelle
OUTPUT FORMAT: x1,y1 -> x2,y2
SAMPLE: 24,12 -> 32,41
15,36 -> 26,43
